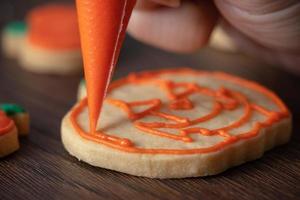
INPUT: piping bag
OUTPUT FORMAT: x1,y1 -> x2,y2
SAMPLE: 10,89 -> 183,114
76,0 -> 136,133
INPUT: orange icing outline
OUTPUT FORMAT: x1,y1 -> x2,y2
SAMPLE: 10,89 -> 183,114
70,68 -> 290,155
0,111 -> 15,136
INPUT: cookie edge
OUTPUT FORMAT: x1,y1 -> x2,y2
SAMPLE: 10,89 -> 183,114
61,111 -> 291,178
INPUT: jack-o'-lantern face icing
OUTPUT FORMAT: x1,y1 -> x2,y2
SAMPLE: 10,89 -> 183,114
70,68 -> 290,155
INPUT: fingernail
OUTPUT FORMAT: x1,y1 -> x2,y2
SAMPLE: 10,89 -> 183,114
152,0 -> 181,8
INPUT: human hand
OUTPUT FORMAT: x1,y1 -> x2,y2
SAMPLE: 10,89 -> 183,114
127,0 -> 300,74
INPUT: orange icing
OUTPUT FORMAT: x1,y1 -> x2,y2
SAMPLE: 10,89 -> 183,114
76,0 -> 136,133
0,111 -> 14,136
27,4 -> 80,50
169,98 -> 194,110
70,68 -> 290,155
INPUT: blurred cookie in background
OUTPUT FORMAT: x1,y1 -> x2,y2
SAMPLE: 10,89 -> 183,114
0,104 -> 30,136
209,26 -> 237,52
2,3 -> 82,75
0,103 -> 30,158
2,21 -> 27,58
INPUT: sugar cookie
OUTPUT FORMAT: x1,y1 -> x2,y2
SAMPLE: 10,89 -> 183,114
0,104 -> 30,136
1,21 -> 27,58
62,68 -> 291,178
0,111 -> 19,158
0,104 -> 30,157
209,26 -> 237,52
18,4 -> 82,74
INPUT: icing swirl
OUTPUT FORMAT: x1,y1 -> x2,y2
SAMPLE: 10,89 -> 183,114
70,68 -> 290,154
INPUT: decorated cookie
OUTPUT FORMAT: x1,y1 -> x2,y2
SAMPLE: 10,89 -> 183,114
62,68 -> 292,178
1,21 -> 27,58
0,104 -> 30,136
18,4 -> 82,74
0,110 -> 19,158
1,4 -> 82,75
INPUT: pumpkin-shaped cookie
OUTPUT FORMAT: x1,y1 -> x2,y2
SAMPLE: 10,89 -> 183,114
62,68 -> 291,178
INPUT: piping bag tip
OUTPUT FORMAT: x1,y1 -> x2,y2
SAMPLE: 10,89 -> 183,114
76,0 -> 136,133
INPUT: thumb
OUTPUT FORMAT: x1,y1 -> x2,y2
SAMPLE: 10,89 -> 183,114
214,0 -> 300,52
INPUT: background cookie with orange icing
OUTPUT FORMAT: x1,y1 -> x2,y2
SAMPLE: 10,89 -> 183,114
62,68 -> 292,178
1,21 -> 27,58
0,110 -> 19,158
1,4 -> 82,75
0,104 -> 30,157
19,3 -> 82,75
0,104 -> 30,136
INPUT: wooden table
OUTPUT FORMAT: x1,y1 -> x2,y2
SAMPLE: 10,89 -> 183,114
0,1 -> 300,200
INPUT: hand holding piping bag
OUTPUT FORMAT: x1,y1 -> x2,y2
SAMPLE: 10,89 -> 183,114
128,0 -> 300,74
76,0 -> 136,133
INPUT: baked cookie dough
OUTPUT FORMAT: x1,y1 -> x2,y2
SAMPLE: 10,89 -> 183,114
0,110 -> 19,158
62,68 -> 291,178
2,4 -> 82,75
209,26 -> 237,52
1,21 -> 27,58
0,104 -> 30,136
77,79 -> 86,100
19,4 -> 82,74
0,104 -> 30,157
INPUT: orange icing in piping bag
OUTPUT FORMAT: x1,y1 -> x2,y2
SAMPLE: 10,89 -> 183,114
76,0 -> 136,133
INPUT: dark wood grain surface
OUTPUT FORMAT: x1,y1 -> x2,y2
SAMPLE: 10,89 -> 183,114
0,1 -> 300,200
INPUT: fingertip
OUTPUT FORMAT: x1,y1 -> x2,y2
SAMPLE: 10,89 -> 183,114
127,12 -> 209,54
128,1 -> 218,53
